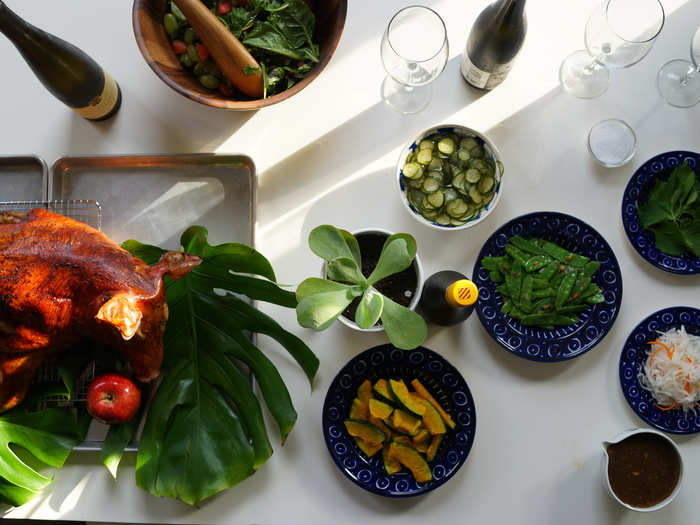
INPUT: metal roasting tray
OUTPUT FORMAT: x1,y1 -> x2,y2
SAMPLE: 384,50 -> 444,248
1,154 -> 257,451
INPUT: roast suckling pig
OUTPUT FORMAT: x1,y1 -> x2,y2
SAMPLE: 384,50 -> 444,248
0,208 -> 201,412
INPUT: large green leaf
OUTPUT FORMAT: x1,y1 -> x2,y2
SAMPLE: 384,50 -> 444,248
123,227 -> 318,506
307,225 -> 360,263
367,234 -> 417,285
380,296 -> 427,350
326,256 -> 366,285
355,288 -> 383,329
296,284 -> 358,331
0,389 -> 90,507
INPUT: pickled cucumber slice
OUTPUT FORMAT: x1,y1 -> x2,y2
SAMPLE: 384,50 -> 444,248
438,138 -> 455,155
403,162 -> 421,179
422,177 -> 440,193
428,158 -> 442,171
417,149 -> 432,165
466,168 -> 481,183
436,214 -> 451,226
419,139 -> 434,150
408,177 -> 425,189
446,198 -> 468,218
478,175 -> 494,193
460,137 -> 478,151
468,186 -> 482,204
426,191 -> 444,208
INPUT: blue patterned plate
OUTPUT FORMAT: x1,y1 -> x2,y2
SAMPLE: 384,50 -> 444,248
619,307 -> 700,434
621,151 -> 700,275
322,344 -> 476,497
472,211 -> 623,362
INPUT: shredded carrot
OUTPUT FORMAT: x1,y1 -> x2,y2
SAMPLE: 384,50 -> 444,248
655,402 -> 679,411
649,340 -> 674,359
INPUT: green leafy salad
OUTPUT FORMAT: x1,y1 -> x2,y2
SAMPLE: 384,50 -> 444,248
164,0 -> 319,98
636,163 -> 700,258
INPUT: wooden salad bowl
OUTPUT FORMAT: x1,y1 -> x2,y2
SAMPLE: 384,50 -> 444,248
133,0 -> 347,110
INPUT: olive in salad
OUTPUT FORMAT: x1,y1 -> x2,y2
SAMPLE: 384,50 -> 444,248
401,132 -> 500,227
164,0 -> 319,98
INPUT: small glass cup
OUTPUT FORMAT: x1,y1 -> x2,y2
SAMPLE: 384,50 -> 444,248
380,6 -> 449,114
587,118 -> 637,168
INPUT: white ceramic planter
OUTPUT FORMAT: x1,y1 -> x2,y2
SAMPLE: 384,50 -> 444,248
322,227 -> 424,333
601,428 -> 683,512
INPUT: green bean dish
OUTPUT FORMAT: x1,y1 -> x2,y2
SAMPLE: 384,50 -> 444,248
481,236 -> 605,329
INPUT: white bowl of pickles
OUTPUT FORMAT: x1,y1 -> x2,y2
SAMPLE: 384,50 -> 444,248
396,125 -> 504,230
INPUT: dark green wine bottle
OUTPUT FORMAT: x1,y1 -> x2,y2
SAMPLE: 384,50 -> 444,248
460,0 -> 527,90
418,270 -> 479,326
0,1 -> 121,120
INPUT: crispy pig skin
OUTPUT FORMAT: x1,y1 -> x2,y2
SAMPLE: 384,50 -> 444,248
0,209 -> 201,411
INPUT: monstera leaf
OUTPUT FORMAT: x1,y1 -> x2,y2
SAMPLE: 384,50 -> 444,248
122,226 -> 318,506
0,386 -> 90,507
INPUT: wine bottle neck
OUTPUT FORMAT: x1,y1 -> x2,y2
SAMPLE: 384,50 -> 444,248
0,2 -> 33,43
495,0 -> 526,21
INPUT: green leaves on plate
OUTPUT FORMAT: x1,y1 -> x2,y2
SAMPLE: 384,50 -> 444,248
637,163 -> 700,257
122,226 -> 318,506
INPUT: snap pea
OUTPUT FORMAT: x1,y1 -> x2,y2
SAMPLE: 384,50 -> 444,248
520,275 -> 534,310
538,260 -> 559,281
509,235 -> 545,255
569,271 -> 590,302
523,255 -> 553,272
501,300 -> 513,315
497,284 -> 511,297
580,283 -> 600,299
508,260 -> 523,300
583,261 -> 601,278
586,291 -> 605,304
532,287 -> 555,299
555,272 -> 577,310
520,314 -> 579,326
556,304 -> 590,315
532,298 -> 554,313
490,270 -> 504,283
532,278 -> 550,289
542,241 -> 589,267
482,256 -> 508,272
505,244 -> 529,265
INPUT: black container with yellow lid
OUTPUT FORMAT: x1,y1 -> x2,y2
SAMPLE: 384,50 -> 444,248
418,270 -> 479,326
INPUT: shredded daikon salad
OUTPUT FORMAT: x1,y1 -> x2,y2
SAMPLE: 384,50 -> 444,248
638,326 -> 700,412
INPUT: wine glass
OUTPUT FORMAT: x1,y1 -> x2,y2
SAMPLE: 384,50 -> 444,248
380,6 -> 449,114
559,0 -> 665,99
657,26 -> 700,108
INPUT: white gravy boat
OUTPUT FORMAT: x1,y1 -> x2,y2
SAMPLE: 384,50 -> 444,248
602,428 -> 683,512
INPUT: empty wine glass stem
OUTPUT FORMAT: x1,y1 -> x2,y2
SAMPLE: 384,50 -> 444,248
583,56 -> 604,75
680,65 -> 700,86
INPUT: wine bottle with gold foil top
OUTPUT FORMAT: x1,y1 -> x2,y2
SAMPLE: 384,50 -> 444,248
418,270 -> 479,326
0,1 -> 121,120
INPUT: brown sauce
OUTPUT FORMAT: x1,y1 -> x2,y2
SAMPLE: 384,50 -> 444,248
607,433 -> 681,508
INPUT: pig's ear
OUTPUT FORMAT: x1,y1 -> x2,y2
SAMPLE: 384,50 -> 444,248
96,294 -> 143,340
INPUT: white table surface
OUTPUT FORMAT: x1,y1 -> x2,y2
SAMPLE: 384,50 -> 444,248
2,0 -> 700,523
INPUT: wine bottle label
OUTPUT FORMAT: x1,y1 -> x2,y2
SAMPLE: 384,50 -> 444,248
460,54 -> 513,90
71,70 -> 119,120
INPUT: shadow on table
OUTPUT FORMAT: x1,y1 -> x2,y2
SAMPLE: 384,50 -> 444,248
57,84 -> 256,157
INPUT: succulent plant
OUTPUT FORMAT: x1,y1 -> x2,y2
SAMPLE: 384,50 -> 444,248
296,225 -> 427,349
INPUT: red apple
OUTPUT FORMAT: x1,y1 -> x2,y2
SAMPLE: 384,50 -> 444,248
86,373 -> 141,425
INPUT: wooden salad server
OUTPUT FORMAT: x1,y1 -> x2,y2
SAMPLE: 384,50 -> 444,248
172,0 -> 263,98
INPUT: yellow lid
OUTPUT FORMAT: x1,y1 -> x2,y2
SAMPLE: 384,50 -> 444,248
445,279 -> 478,308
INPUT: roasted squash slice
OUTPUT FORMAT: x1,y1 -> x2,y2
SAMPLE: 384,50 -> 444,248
421,399 -> 446,435
373,379 -> 395,403
344,420 -> 386,445
349,397 -> 368,421
392,435 -> 412,447
389,379 -> 425,416
368,414 -> 393,439
410,379 -> 456,429
412,428 -> 430,452
368,398 -> 393,420
355,437 -> 382,457
391,409 -> 422,436
382,443 -> 402,475
389,443 -> 432,483
357,379 -> 373,402
426,434 -> 443,462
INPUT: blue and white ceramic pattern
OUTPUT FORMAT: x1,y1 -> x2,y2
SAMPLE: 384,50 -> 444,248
619,306 -> 700,434
473,211 -> 623,362
621,151 -> 700,275
322,344 -> 476,497
396,125 -> 504,231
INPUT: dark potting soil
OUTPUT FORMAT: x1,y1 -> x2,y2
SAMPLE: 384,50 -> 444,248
340,232 -> 418,326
